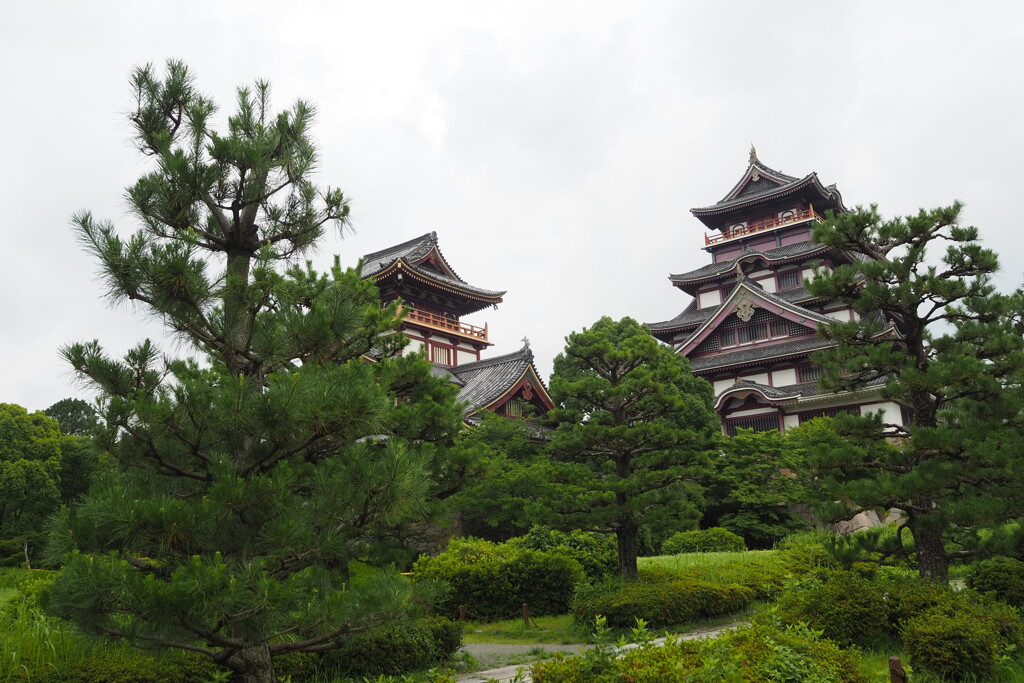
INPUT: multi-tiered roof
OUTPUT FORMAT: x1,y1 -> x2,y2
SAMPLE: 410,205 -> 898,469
361,233 -> 553,423
648,150 -> 900,433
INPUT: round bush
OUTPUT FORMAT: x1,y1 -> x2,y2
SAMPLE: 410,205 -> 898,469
661,527 -> 746,555
902,608 -> 1001,680
966,556 -> 1024,607
321,617 -> 463,676
771,570 -> 888,647
508,526 -> 617,582
413,538 -> 584,619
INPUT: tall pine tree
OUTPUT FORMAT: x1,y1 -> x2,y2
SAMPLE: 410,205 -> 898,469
545,317 -> 719,580
42,61 -> 463,683
808,203 -> 1024,581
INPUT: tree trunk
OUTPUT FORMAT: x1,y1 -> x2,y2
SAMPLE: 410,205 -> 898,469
224,643 -> 277,683
616,525 -> 639,582
910,516 -> 948,582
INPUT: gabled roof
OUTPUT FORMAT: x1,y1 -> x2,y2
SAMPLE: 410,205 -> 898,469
647,286 -> 821,342
447,345 -> 554,417
690,152 -> 847,227
677,277 -> 836,357
360,232 -> 506,305
690,336 -> 834,373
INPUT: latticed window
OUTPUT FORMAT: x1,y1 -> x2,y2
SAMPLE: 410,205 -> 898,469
770,319 -> 788,337
737,324 -> 768,343
797,365 -> 823,382
430,344 -> 452,365
726,414 -> 780,435
777,270 -> 801,290
500,397 -> 533,418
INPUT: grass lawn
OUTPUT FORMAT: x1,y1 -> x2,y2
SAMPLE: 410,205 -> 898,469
461,614 -> 587,644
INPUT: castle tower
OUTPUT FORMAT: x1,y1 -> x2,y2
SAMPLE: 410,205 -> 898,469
648,150 -> 904,434
360,232 -> 503,367
361,232 -> 554,421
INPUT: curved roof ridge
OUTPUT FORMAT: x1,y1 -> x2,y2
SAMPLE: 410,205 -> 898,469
669,241 -> 830,284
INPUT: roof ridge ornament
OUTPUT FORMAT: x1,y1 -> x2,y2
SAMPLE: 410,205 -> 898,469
748,144 -> 757,165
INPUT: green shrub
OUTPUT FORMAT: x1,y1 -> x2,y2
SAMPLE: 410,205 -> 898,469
661,527 -> 746,555
966,556 -> 1024,607
322,617 -> 462,677
413,538 -> 584,619
531,618 -> 865,682
874,573 -> 958,632
572,579 -> 753,629
770,570 -> 888,647
902,608 -> 1003,680
508,525 -> 617,582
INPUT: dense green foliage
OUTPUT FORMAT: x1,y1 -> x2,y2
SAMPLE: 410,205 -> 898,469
531,617 -> 866,682
771,571 -> 889,647
572,576 -> 753,629
44,398 -> 99,437
808,203 -> 1024,580
661,527 -> 746,555
546,316 -> 719,580
413,537 -> 584,620
967,556 -> 1024,607
507,525 -> 617,582
0,404 -> 99,567
319,617 -> 462,677
42,61 -> 467,683
699,429 -> 811,548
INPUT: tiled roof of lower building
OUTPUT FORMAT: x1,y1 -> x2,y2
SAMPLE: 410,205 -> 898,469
447,346 -> 549,415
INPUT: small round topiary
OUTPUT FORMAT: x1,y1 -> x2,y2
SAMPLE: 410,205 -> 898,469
966,556 -> 1024,607
902,608 -> 1001,680
661,527 -> 746,555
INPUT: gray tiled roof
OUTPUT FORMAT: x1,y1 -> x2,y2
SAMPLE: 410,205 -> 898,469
690,336 -> 834,372
448,346 -> 546,414
716,375 -> 888,400
693,168 -> 846,216
360,232 -> 506,299
361,232 -> 439,277
669,241 -> 830,284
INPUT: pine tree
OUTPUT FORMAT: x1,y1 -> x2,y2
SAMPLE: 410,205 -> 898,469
808,203 -> 1024,581
42,61 -> 463,683
545,317 -> 719,580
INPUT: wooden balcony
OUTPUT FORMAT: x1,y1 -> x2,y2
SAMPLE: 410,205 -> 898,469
704,207 -> 824,246
402,308 -> 489,342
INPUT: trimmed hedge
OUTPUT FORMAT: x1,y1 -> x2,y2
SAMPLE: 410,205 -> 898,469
572,579 -> 753,629
507,526 -> 617,582
320,617 -> 463,676
413,538 -> 584,620
661,527 -> 746,555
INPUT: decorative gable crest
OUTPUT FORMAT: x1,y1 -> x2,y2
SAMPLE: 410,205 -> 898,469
735,298 -> 758,322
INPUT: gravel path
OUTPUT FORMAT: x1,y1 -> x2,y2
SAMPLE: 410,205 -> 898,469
455,622 -> 743,683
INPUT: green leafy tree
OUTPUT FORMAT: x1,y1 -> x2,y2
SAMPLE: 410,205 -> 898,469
699,429 -> 810,549
446,411 -> 549,541
41,61 -> 464,683
44,397 -> 99,436
807,203 -> 1024,581
545,316 -> 719,580
0,404 -> 64,566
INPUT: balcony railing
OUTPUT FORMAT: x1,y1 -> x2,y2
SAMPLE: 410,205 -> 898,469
402,308 -> 489,342
704,207 -> 823,246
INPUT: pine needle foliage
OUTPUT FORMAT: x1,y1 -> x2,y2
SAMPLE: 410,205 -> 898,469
42,61 -> 465,683
807,203 -> 1024,581
545,317 -> 719,581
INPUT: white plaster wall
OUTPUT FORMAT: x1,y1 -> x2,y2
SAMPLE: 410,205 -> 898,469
698,289 -> 722,308
860,402 -> 902,425
456,349 -> 477,365
748,269 -> 772,278
740,372 -> 769,385
826,309 -> 851,321
772,368 -> 797,386
406,339 -> 425,355
783,414 -> 801,430
759,277 -> 777,293
713,379 -> 736,393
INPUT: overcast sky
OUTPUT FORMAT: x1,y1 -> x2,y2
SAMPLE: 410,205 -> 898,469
2,1 -> 1023,412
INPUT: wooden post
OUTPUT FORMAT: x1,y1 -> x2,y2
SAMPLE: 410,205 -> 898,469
458,605 -> 466,622
889,656 -> 906,683
522,602 -> 530,627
